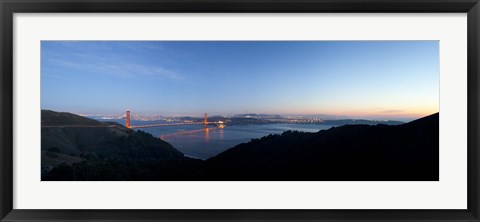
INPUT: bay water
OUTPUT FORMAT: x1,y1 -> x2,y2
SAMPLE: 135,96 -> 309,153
97,118 -> 334,159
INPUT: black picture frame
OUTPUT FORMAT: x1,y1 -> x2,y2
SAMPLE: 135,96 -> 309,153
1,0 -> 479,221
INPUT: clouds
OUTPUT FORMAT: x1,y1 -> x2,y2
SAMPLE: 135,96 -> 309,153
42,41 -> 184,80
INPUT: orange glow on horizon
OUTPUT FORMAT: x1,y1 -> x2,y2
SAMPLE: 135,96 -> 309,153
323,107 -> 437,117
260,105 -> 438,120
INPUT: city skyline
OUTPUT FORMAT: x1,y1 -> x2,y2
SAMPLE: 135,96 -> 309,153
41,41 -> 439,121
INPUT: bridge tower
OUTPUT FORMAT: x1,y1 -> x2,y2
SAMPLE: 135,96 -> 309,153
126,110 -> 131,128
204,113 -> 208,128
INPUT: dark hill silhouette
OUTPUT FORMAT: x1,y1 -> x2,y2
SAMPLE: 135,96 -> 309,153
42,110 -> 438,181
205,113 -> 439,181
41,110 -> 205,180
41,110 -> 183,160
42,110 -> 103,126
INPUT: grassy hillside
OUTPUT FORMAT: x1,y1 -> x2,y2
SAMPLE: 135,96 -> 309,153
42,110 -> 104,126
41,110 -> 205,180
42,110 -> 183,159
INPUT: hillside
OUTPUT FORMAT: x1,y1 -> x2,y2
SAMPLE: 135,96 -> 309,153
42,110 -> 183,160
205,113 -> 439,181
41,110 -> 205,180
42,110 -> 104,126
42,110 -> 439,181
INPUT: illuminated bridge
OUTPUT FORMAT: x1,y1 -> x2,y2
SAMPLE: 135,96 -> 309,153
126,111 -> 225,129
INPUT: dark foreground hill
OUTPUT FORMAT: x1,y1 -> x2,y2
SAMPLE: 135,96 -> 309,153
205,113 -> 439,181
42,110 -> 438,181
42,110 -> 205,180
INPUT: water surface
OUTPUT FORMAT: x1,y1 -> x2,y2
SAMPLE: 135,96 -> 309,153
140,123 -> 334,159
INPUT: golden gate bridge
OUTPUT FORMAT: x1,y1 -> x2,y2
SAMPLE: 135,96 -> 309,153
42,110 -> 225,131
125,110 -> 225,129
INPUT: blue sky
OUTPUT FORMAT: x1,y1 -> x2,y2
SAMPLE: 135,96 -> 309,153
41,41 -> 439,121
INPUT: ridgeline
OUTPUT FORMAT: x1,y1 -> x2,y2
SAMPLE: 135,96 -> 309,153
42,110 -> 438,181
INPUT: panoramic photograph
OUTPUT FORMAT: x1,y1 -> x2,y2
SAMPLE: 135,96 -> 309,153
41,41 -> 439,181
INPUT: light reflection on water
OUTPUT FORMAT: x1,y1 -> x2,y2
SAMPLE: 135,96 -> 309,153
140,123 -> 334,160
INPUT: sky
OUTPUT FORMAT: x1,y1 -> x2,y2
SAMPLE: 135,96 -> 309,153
41,41 -> 439,121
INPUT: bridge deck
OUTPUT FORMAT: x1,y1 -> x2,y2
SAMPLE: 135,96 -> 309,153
42,125 -> 117,128
130,122 -> 220,129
